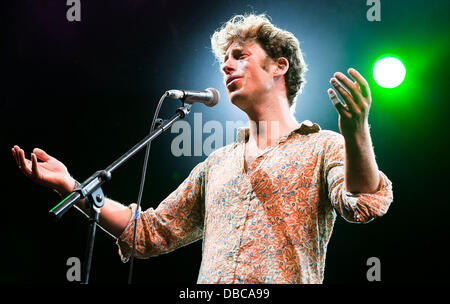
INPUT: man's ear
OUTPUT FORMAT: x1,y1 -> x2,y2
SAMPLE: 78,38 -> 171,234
273,57 -> 289,78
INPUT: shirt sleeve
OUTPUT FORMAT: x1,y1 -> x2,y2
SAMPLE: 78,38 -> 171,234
116,160 -> 206,262
323,132 -> 393,223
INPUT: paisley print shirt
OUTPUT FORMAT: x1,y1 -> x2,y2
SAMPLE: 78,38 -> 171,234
116,120 -> 393,283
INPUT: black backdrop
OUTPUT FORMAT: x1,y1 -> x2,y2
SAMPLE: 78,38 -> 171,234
2,0 -> 449,285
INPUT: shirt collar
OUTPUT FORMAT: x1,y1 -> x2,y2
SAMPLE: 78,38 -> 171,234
235,120 -> 321,145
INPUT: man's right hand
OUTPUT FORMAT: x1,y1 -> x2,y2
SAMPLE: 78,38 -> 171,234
11,145 -> 76,197
12,145 -> 134,238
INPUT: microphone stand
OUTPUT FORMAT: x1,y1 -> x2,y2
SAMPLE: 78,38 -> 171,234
49,102 -> 192,284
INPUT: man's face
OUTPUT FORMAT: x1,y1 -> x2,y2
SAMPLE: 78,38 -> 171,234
221,41 -> 274,109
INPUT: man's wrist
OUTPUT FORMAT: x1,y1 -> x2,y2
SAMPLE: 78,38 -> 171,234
56,176 -> 79,198
343,123 -> 371,147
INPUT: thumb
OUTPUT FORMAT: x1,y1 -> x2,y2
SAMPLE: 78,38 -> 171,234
32,148 -> 51,162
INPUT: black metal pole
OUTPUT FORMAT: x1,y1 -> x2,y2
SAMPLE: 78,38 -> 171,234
81,185 -> 104,284
83,208 -> 99,284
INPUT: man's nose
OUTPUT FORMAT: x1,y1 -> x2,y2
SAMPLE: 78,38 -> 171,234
221,59 -> 236,75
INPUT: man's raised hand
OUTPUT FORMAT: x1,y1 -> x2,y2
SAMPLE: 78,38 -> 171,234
327,68 -> 372,138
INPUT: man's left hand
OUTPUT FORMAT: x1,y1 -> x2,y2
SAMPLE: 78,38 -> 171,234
327,68 -> 372,138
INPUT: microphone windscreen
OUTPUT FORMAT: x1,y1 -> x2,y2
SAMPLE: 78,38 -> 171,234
206,88 -> 220,107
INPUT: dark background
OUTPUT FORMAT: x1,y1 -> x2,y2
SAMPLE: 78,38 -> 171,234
1,0 -> 449,284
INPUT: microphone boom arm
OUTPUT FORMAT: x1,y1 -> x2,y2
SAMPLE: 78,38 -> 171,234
48,101 -> 192,284
49,102 -> 192,219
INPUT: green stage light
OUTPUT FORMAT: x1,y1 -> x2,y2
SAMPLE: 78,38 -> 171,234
373,56 -> 406,88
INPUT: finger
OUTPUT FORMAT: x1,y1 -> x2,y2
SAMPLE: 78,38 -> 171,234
16,148 -> 25,169
13,149 -> 22,169
335,71 -> 367,110
330,78 -> 360,115
12,147 -> 20,166
31,153 -> 40,179
348,68 -> 370,98
334,72 -> 357,96
33,148 -> 51,162
13,146 -> 21,164
328,88 -> 352,119
330,78 -> 356,111
16,146 -> 26,169
18,149 -> 32,176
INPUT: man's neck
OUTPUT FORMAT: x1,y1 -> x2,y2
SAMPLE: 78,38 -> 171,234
245,95 -> 299,150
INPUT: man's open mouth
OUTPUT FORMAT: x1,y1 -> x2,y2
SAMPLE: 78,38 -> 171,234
226,75 -> 242,87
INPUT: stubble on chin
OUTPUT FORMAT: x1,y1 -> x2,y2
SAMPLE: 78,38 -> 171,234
229,90 -> 254,113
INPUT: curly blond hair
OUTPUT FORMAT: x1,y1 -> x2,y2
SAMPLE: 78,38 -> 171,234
211,14 -> 308,109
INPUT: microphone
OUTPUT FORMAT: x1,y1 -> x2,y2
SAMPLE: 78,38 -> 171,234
166,88 -> 220,107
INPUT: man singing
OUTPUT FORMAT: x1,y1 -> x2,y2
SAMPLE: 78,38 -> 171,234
11,14 -> 393,283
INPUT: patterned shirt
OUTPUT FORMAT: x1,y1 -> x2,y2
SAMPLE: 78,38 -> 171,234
116,120 -> 393,283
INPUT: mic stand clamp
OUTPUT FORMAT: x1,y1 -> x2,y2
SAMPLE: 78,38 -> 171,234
73,170 -> 111,284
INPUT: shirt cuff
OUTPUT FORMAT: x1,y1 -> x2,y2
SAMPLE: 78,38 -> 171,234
116,203 -> 140,263
340,171 -> 393,223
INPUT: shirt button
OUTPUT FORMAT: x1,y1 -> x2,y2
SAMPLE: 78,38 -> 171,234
241,195 -> 247,201
227,255 -> 233,261
235,225 -> 240,229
